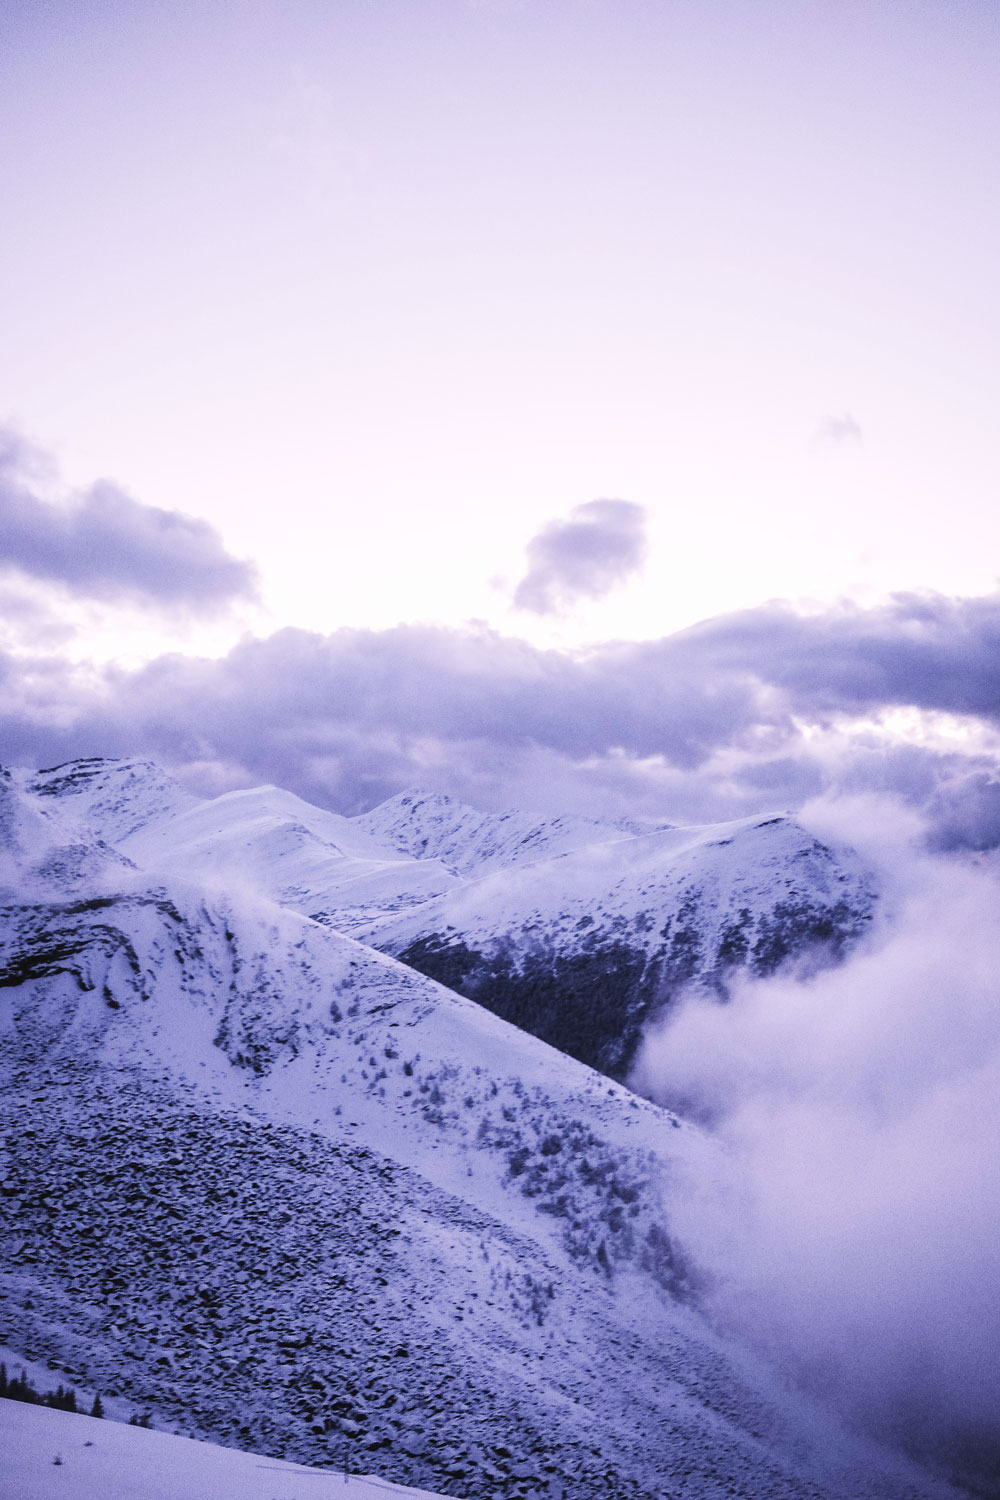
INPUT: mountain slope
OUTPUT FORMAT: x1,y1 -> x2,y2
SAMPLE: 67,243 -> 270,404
361,813 -> 877,1078
0,770 -> 950,1500
119,783 -> 462,934
1,1398 -> 448,1500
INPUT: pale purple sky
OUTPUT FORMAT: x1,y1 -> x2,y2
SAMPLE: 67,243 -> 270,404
2,0 -> 999,651
2,1 -> 1000,823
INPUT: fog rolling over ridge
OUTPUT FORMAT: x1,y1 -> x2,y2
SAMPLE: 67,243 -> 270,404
631,795 -> 1000,1485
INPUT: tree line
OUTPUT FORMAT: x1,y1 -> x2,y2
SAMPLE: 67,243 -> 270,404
0,1361 -> 104,1418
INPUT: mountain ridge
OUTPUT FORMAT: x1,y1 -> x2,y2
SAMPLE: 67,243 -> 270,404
2,756 -> 957,1500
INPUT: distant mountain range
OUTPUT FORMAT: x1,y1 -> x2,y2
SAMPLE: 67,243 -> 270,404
1,757 -> 955,1500
23,756 -> 878,1078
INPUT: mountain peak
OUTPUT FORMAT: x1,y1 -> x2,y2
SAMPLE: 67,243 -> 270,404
26,755 -> 198,842
353,788 -> 633,877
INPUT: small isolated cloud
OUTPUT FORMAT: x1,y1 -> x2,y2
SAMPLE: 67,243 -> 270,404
0,428 -> 257,613
818,412 -> 863,445
513,498 -> 648,616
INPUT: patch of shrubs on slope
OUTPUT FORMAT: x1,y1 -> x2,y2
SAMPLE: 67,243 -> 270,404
747,897 -> 873,976
470,1084 -> 698,1303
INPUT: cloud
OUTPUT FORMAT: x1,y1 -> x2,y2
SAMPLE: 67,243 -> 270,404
0,428 -> 257,612
0,582 -> 78,649
924,768 -> 1000,853
817,412 -> 863,444
3,585 -> 1000,841
513,498 -> 648,615
630,807 -> 1000,1485
672,589 -> 1000,723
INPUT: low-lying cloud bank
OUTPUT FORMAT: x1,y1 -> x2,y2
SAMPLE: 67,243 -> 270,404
3,587 -> 1000,850
632,799 -> 1000,1486
0,428 -> 256,612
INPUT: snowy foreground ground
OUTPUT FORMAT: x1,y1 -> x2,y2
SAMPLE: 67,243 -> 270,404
0,1400 -> 448,1500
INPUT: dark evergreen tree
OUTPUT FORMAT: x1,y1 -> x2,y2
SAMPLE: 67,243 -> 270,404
0,1367 -> 84,1412
44,1383 -> 78,1412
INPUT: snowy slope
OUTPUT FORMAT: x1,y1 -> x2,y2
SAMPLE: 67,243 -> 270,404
1,1399 -> 447,1500
19,760 -> 463,936
0,768 -> 135,900
360,812 -> 877,1077
0,770 -> 954,1500
118,783 -> 462,934
26,757 -> 198,843
352,788 -> 663,877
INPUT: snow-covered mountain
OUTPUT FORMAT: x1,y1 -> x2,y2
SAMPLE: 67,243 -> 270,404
2,758 -> 958,1500
120,783 -> 462,934
20,760 -> 462,936
41,764 -> 876,1082
27,756 -> 199,843
352,788 -> 667,877
358,810 -> 877,1077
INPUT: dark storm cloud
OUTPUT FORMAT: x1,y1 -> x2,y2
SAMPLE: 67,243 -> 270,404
513,498 -> 648,615
0,430 -> 256,611
924,770 -> 1000,853
97,622 -> 769,804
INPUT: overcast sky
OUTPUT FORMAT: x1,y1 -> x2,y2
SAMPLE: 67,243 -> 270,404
2,0 -> 999,820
